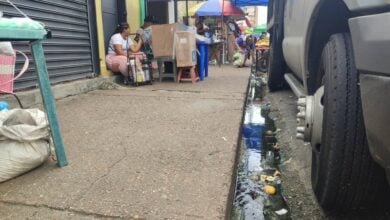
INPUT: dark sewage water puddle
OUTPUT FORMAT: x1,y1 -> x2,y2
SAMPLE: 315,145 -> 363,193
231,74 -> 291,220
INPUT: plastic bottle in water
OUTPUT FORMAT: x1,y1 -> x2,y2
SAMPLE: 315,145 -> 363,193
0,101 -> 10,111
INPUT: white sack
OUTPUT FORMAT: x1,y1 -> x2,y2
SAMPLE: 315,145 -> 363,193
0,109 -> 50,182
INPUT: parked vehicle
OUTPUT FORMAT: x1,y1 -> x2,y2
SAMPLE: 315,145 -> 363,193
267,0 -> 390,216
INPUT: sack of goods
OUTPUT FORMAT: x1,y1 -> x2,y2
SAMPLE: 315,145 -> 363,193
233,51 -> 246,67
0,108 -> 51,182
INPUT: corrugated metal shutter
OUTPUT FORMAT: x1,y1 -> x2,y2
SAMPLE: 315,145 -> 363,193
0,0 -> 95,89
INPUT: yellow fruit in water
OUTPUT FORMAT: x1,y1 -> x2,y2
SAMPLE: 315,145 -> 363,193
264,185 -> 276,195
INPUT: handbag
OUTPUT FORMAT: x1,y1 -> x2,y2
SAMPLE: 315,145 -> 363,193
0,42 -> 29,94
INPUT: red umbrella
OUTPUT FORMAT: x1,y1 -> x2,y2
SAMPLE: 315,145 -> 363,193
222,0 -> 244,16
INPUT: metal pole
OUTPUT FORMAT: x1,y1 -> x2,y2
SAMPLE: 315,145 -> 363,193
140,0 -> 146,23
186,0 -> 188,19
144,0 -> 148,17
174,0 -> 178,22
221,0 -> 225,35
221,0 -> 225,64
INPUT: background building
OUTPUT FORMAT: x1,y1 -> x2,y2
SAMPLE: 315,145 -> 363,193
1,0 -> 258,90
0,0 -> 99,89
242,6 -> 257,27
0,0 -> 176,89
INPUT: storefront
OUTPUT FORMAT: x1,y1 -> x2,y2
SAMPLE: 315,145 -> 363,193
0,0 -> 99,89
0,0 -> 178,87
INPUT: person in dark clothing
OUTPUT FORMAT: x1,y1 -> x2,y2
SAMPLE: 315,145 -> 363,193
196,17 -> 209,36
135,15 -> 156,61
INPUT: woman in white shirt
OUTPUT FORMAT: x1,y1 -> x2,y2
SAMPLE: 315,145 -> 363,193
106,22 -> 143,84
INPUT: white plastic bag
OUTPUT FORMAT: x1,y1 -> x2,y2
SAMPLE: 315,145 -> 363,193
0,109 -> 50,182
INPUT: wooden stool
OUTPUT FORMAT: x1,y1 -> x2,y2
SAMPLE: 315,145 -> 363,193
177,66 -> 199,84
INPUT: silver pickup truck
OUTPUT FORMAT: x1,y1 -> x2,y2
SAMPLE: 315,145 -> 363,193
267,0 -> 390,216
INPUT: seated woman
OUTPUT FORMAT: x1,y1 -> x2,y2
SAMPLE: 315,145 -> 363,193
105,22 -> 144,84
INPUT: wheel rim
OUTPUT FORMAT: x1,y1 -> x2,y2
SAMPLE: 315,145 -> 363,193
296,86 -> 324,146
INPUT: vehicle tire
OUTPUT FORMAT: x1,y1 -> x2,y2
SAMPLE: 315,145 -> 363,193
267,38 -> 286,91
311,33 -> 387,216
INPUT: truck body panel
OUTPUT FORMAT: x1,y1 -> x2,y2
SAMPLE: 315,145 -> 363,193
344,0 -> 390,11
349,12 -> 390,171
283,0 -> 321,93
276,0 -> 390,173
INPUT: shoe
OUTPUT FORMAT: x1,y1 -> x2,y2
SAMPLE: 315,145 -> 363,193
209,60 -> 217,65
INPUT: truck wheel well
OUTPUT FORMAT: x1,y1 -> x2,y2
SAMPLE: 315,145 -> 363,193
307,0 -> 351,95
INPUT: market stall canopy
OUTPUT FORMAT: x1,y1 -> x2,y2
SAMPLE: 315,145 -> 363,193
196,0 -> 245,16
254,24 -> 267,34
188,2 -> 206,17
232,0 -> 268,7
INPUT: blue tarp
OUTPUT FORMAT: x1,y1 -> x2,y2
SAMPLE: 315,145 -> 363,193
197,0 -> 225,16
232,0 -> 268,7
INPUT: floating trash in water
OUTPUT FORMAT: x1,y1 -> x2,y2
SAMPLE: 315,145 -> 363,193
231,74 -> 291,220
264,185 -> 277,195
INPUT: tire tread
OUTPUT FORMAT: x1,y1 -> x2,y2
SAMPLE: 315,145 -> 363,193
311,33 -> 387,216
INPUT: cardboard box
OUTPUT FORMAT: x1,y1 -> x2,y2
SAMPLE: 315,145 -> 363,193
175,31 -> 197,67
151,23 -> 189,58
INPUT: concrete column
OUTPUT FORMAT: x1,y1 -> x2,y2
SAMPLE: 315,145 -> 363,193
168,0 -> 175,23
95,0 -> 112,77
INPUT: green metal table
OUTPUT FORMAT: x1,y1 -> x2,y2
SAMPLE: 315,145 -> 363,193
0,17 -> 68,167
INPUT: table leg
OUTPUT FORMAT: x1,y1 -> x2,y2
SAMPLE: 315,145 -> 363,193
199,45 -> 205,81
256,50 -> 259,73
218,42 -> 223,67
222,41 -> 225,65
173,59 -> 177,82
205,46 -> 209,77
157,59 -> 163,82
31,40 -> 68,167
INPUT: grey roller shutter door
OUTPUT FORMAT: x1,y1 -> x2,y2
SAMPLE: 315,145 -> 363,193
0,0 -> 95,89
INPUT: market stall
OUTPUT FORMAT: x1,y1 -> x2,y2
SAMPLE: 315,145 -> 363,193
232,0 -> 269,72
190,0 -> 245,68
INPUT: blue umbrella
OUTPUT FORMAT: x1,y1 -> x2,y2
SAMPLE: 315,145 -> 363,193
196,0 -> 245,17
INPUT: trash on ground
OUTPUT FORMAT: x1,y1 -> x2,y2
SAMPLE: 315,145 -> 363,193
264,185 -> 277,195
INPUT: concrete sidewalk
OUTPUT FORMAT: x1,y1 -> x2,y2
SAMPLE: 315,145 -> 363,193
0,65 -> 249,219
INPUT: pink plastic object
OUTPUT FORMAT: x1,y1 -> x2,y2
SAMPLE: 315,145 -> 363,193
0,53 -> 16,93
0,50 -> 29,94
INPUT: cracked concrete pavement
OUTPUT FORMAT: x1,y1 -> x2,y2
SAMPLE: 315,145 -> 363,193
0,65 -> 249,219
